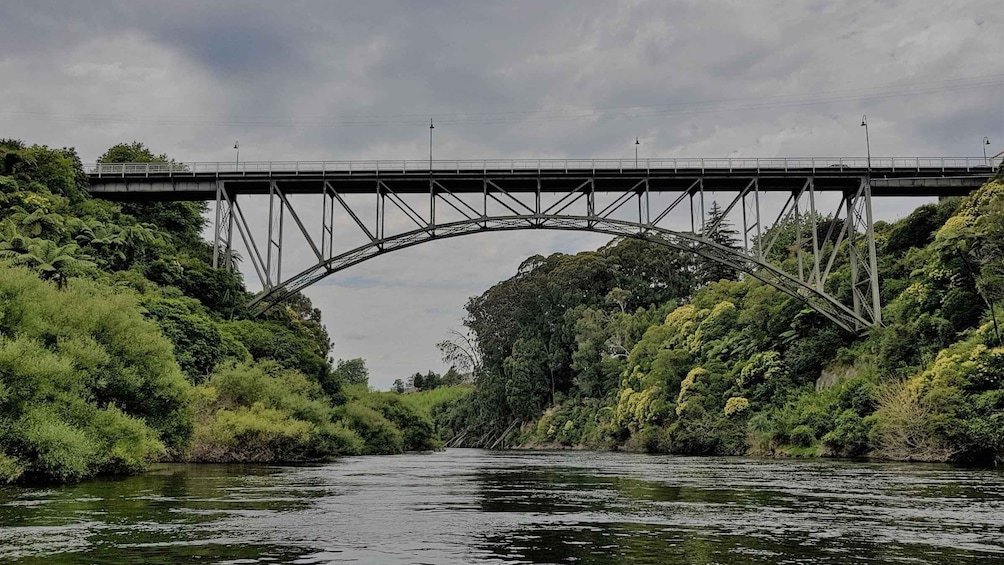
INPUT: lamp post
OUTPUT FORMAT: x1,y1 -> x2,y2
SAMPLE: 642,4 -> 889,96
234,141 -> 240,171
860,115 -> 871,173
429,119 -> 434,172
985,136 -> 991,165
635,137 -> 640,168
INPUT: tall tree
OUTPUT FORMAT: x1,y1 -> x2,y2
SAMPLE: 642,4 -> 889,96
335,358 -> 369,386
97,143 -> 207,254
698,201 -> 741,285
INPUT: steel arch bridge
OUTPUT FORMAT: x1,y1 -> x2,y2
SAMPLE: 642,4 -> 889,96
86,157 -> 999,332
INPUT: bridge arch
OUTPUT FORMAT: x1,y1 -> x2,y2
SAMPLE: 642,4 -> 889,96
247,214 -> 863,331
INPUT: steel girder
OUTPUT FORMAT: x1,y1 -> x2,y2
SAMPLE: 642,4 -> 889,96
213,176 -> 884,332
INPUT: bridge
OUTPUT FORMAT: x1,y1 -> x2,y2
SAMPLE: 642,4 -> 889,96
86,157 -> 999,332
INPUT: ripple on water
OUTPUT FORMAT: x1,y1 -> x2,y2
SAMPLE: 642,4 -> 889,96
0,451 -> 1001,564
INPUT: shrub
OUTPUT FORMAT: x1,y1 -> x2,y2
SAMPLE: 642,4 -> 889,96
820,409 -> 872,457
337,403 -> 404,455
88,405 -> 167,474
724,396 -> 750,417
361,393 -> 440,451
0,266 -> 192,482
869,380 -> 962,462
192,403 -> 314,463
789,425 -> 815,447
317,422 -> 365,456
17,409 -> 98,482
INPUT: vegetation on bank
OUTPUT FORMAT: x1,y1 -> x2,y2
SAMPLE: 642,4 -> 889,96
443,178 -> 1004,465
2,136 -> 1000,484
0,139 -> 437,483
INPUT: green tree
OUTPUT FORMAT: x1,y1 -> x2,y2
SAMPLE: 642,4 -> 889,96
697,201 -> 741,285
335,358 -> 369,386
2,239 -> 94,288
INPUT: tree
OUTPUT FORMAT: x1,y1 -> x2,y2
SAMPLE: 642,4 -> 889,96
335,358 -> 369,386
441,366 -> 466,386
97,142 -> 169,164
392,379 -> 406,394
98,143 -> 207,254
420,371 -> 442,391
698,201 -> 741,285
502,337 -> 550,422
2,239 -> 94,288
437,328 -> 483,375
6,206 -> 65,238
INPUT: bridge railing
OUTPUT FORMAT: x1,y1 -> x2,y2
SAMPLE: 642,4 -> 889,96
87,157 -> 998,176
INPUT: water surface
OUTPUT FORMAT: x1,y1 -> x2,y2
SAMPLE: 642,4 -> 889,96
1,450 -> 1002,563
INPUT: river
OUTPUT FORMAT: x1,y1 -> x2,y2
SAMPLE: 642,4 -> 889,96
1,449 -> 1002,564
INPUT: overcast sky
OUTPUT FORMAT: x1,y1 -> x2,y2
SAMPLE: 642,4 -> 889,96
2,1 -> 1002,388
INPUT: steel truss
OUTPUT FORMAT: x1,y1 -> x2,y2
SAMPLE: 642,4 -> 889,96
213,175 -> 885,332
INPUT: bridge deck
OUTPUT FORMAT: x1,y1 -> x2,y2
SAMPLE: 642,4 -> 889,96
86,158 -> 998,200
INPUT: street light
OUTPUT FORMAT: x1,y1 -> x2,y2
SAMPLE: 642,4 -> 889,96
429,119 -> 434,172
985,136 -> 991,165
234,141 -> 240,171
635,137 -> 640,168
860,115 -> 871,173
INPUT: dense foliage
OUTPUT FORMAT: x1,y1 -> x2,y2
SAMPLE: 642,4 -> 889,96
445,183 -> 1004,465
0,140 -> 436,483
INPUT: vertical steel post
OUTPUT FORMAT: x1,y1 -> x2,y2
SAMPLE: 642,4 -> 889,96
742,188 -> 749,252
637,192 -> 643,232
321,184 -> 334,260
277,197 -> 284,283
699,178 -> 706,231
754,178 -> 763,260
212,181 -> 223,269
794,187 -> 804,282
644,179 -> 651,224
376,185 -> 384,240
689,193 -> 695,233
266,182 -> 275,288
808,178 -> 821,291
845,186 -> 861,321
536,178 -> 542,226
429,181 -> 436,233
863,181 -> 882,325
224,186 -> 234,271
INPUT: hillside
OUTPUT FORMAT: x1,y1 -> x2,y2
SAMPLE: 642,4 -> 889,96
0,140 -> 438,483
439,176 -> 1004,465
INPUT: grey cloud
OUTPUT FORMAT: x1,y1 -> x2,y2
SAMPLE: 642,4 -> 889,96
2,1 -> 1003,387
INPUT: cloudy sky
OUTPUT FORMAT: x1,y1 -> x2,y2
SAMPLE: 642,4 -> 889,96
2,1 -> 1002,388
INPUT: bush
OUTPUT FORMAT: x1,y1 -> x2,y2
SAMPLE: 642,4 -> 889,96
789,425 -> 815,448
192,403 -> 314,462
820,409 -> 872,457
317,422 -> 365,456
724,397 -> 750,417
337,403 -> 404,455
88,405 -> 167,474
190,360 -> 370,461
0,267 -> 191,482
361,393 -> 440,451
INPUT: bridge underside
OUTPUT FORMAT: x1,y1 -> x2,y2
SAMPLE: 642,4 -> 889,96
89,166 -> 990,201
86,159 -> 999,332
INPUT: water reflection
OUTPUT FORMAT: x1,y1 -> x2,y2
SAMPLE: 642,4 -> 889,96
0,464 -> 322,563
0,451 -> 1001,564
